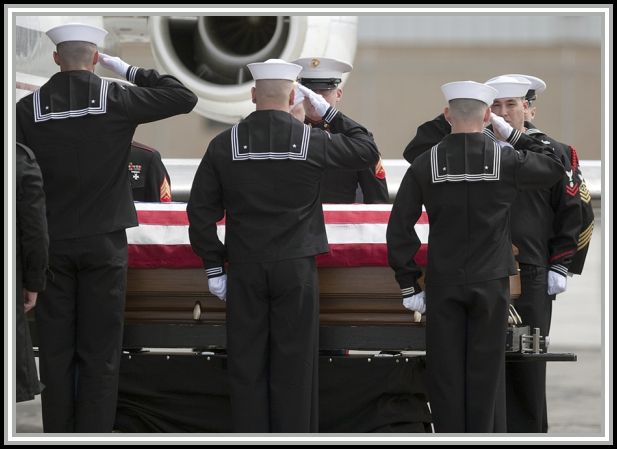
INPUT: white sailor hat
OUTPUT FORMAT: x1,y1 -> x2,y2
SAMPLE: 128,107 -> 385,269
247,59 -> 302,81
484,75 -> 532,99
293,57 -> 353,89
46,23 -> 108,47
499,74 -> 546,101
441,80 -> 498,106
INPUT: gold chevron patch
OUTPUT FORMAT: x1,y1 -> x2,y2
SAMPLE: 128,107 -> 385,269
577,222 -> 594,250
160,178 -> 172,202
579,180 -> 592,203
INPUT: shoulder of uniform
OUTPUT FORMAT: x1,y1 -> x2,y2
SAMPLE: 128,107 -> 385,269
411,144 -> 434,167
131,141 -> 160,154
16,142 -> 36,161
16,93 -> 34,108
212,126 -> 235,147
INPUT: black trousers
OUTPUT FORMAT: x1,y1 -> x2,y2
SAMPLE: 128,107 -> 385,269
36,231 -> 127,432
506,264 -> 553,433
226,257 -> 319,433
425,278 -> 509,433
15,267 -> 42,403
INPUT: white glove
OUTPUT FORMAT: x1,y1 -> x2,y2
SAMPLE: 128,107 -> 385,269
208,274 -> 227,301
292,85 -> 305,107
490,112 -> 514,140
289,85 -> 306,122
98,52 -> 131,78
297,84 -> 330,118
402,291 -> 426,314
547,270 -> 567,295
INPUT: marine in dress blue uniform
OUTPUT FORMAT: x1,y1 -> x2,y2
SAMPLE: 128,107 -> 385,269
16,23 -> 197,432
510,73 -> 594,276
187,59 -> 379,432
387,81 -> 565,432
487,74 -> 585,433
128,141 -> 172,202
293,57 -> 389,203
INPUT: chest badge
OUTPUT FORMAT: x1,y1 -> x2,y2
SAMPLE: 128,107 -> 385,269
129,162 -> 142,181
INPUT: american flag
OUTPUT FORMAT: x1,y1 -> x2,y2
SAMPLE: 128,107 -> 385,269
127,203 -> 429,269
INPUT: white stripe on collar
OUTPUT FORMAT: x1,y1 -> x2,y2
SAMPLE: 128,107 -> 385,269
231,123 -> 311,161
33,79 -> 109,123
430,141 -> 502,183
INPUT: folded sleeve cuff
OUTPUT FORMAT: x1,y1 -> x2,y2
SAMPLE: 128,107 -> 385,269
127,66 -> 139,83
549,264 -> 568,277
323,107 -> 339,124
205,266 -> 225,279
506,128 -> 523,146
400,282 -> 422,299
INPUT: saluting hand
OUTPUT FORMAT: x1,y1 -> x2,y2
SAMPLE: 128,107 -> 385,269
290,85 -> 306,122
297,84 -> 331,120
98,52 -> 131,79
292,84 -> 305,107
490,112 -> 514,141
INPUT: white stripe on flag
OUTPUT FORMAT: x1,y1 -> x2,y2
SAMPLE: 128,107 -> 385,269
127,223 -> 429,246
126,224 -> 189,245
134,202 -> 190,212
322,204 -> 393,212
127,224 -> 225,245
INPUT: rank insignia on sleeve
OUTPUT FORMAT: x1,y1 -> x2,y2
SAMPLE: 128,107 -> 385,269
160,178 -> 172,202
375,159 -> 386,180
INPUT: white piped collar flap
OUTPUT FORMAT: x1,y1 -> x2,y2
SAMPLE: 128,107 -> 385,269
33,72 -> 109,123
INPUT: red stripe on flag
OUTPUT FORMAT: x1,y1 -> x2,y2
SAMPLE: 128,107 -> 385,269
323,210 -> 428,224
316,244 -> 388,267
136,208 -> 428,226
129,243 -> 428,269
136,210 -> 189,225
316,243 -> 427,267
136,210 -> 226,225
323,210 -> 390,224
128,244 -> 202,268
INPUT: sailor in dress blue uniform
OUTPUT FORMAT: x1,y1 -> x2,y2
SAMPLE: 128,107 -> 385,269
16,23 -> 197,432
187,59 -> 379,432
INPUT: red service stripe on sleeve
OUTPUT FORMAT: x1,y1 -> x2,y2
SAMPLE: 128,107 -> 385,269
549,249 -> 575,262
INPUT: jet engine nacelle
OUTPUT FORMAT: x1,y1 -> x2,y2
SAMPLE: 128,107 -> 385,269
148,16 -> 358,124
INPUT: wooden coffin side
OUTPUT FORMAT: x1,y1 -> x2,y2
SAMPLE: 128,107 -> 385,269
125,267 -> 418,326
